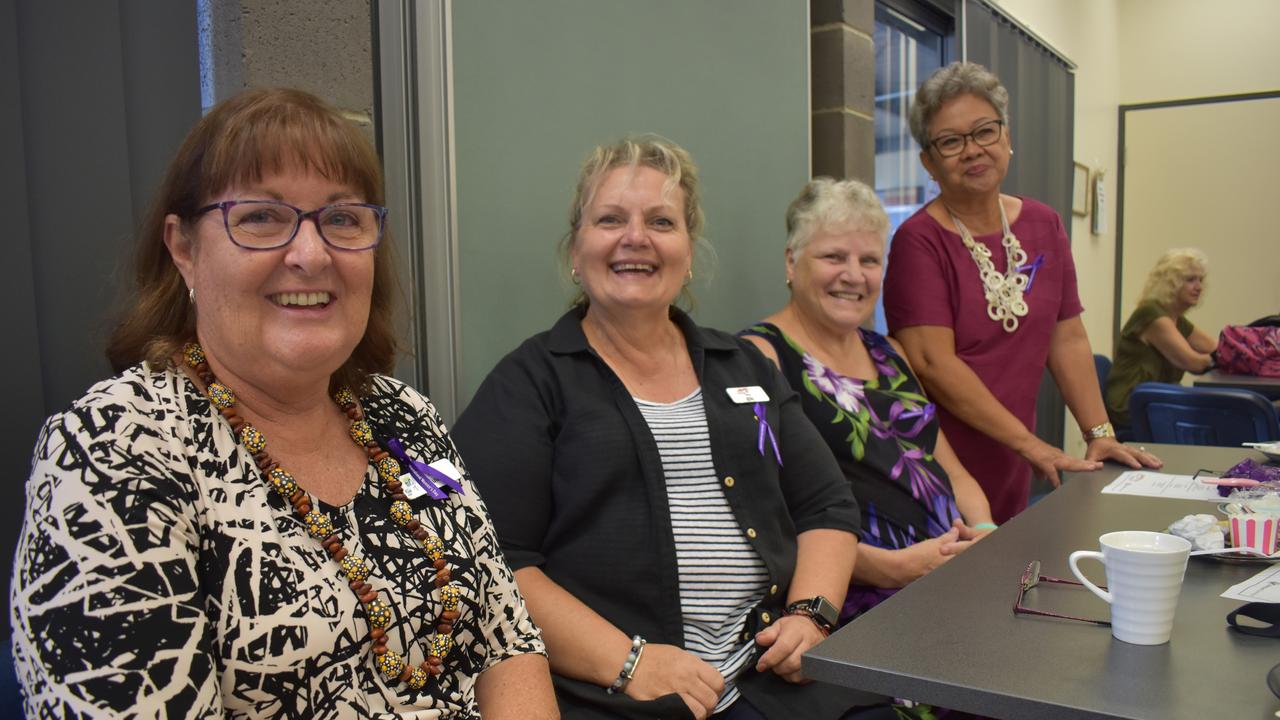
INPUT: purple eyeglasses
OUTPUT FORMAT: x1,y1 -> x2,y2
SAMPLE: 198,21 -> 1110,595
194,199 -> 387,251
1013,560 -> 1110,626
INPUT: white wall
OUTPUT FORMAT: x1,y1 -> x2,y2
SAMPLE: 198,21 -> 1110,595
1118,0 -> 1280,104
991,0 -> 1279,454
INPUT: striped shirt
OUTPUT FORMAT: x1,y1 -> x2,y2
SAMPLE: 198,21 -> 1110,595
634,389 -> 769,713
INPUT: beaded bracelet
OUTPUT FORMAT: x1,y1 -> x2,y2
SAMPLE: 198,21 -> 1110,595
606,635 -> 647,695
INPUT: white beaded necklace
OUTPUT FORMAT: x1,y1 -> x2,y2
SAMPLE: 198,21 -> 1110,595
945,201 -> 1029,333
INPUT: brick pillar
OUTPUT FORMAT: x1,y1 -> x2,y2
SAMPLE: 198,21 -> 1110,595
810,0 -> 876,183
201,0 -> 374,134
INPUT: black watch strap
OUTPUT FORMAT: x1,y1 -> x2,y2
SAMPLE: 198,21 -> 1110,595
786,596 -> 838,633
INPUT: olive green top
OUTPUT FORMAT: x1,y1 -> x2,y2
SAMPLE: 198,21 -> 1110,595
1105,301 -> 1194,427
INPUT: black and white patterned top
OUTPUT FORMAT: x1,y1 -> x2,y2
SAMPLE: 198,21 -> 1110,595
10,363 -> 544,719
633,389 -> 767,714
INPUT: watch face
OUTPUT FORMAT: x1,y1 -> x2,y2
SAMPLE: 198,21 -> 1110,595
811,596 -> 838,627
790,597 -> 838,629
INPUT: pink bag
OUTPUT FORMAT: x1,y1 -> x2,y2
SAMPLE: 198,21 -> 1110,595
1216,325 -> 1280,377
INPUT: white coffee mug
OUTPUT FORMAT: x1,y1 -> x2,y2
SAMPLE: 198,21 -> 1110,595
1068,531 -> 1191,645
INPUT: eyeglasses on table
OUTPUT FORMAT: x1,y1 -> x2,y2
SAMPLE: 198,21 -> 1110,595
1013,560 -> 1110,626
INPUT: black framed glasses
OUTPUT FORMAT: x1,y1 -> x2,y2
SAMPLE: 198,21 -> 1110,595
929,119 -> 1005,158
194,200 -> 387,251
1013,560 -> 1110,626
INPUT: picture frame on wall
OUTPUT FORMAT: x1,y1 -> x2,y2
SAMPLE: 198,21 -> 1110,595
1072,162 -> 1090,217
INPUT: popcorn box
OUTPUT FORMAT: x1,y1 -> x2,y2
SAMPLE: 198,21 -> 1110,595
1228,510 -> 1280,556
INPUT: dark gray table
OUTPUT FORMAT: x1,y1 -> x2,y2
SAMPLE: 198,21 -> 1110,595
1194,370 -> 1280,401
804,444 -> 1280,720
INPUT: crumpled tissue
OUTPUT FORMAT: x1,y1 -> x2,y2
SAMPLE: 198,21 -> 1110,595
1167,514 -> 1225,551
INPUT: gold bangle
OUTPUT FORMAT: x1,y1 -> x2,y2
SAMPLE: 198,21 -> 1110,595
1083,422 -> 1116,441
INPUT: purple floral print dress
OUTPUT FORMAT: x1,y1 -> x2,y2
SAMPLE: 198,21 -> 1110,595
741,323 -> 962,623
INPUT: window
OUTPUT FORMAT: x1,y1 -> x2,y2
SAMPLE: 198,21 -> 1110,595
872,1 -> 954,331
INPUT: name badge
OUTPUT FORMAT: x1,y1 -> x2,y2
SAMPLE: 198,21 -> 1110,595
726,386 -> 769,404
428,458 -> 464,484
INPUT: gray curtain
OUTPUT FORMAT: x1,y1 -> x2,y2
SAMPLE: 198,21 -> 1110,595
965,0 -> 1075,222
964,0 -> 1077,466
0,0 -> 201,629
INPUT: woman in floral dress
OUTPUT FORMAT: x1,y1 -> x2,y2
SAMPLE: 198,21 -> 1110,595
742,178 -> 996,622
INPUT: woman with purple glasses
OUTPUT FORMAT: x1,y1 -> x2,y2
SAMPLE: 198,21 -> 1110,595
10,88 -> 554,719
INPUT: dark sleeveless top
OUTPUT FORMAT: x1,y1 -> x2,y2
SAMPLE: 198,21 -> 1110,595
741,323 -> 962,621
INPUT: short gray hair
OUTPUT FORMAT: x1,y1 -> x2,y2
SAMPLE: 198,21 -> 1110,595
909,62 -> 1010,149
784,178 -> 888,255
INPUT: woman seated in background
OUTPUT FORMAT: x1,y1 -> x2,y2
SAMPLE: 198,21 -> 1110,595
882,61 -> 1159,524
742,178 -> 996,622
453,138 -> 888,720
11,88 -> 554,718
1105,248 -> 1217,431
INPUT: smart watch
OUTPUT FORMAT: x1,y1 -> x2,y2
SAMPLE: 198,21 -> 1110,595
785,596 -> 838,634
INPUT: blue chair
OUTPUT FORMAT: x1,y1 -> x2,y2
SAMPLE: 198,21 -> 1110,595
1093,354 -> 1112,390
1093,354 -> 1135,441
1129,382 -> 1280,447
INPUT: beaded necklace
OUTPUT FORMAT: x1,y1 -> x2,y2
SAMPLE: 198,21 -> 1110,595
182,343 -> 459,691
944,202 -> 1029,333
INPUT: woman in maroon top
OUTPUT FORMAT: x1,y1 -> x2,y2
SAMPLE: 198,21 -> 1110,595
882,62 -> 1160,523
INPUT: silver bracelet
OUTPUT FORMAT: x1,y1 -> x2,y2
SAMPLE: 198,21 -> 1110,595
606,635 -> 647,695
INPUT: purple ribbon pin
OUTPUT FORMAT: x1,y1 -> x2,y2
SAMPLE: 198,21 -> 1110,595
1017,254 -> 1046,294
889,401 -> 936,438
753,402 -> 782,467
385,437 -> 465,499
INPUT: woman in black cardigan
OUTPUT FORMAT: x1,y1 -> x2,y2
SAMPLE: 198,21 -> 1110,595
454,137 -> 888,720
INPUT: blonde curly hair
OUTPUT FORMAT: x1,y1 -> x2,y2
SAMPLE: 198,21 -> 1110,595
1140,248 -> 1208,309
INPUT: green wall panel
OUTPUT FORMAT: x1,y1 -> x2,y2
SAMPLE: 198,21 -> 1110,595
451,0 -> 810,404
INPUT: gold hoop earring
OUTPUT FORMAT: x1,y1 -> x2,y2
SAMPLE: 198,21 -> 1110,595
570,268 -> 581,286
188,287 -> 196,305
785,278 -> 792,290
684,269 -> 693,287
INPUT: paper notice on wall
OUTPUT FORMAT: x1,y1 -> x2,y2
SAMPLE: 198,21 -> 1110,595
1100,471 -> 1224,501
